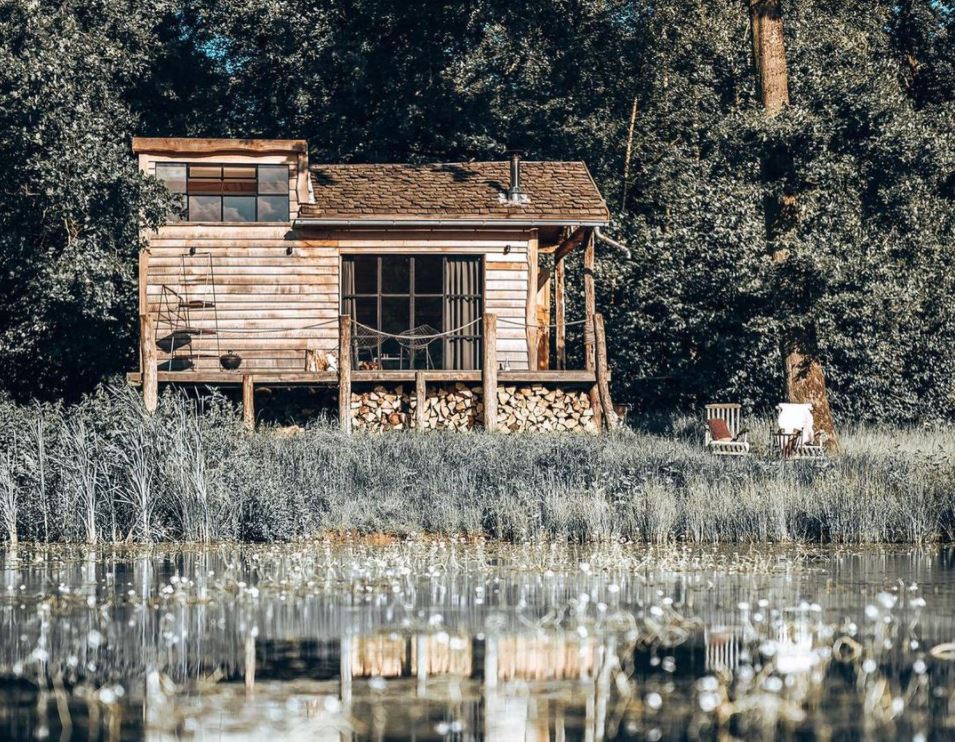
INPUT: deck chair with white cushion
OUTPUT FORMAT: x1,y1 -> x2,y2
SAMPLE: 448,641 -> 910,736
774,403 -> 826,460
704,403 -> 750,456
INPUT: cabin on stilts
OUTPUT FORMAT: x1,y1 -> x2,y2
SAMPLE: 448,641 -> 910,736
128,137 -> 619,432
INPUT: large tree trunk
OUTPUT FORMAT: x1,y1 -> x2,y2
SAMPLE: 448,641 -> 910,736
749,0 -> 790,112
748,0 -> 839,452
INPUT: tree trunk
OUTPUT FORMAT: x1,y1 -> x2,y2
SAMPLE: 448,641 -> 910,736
749,0 -> 839,452
749,0 -> 790,113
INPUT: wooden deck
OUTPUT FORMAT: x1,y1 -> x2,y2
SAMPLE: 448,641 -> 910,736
136,312 -> 616,431
126,369 -> 597,386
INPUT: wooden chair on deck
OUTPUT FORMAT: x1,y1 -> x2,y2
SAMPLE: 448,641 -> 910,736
704,404 -> 750,456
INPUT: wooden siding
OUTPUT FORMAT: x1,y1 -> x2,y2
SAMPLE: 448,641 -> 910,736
486,249 -> 530,368
141,226 -> 533,373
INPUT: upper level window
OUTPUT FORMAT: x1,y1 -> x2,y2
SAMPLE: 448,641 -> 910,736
155,163 -> 289,222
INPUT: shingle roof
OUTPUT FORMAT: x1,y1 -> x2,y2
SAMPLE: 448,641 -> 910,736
299,161 -> 609,224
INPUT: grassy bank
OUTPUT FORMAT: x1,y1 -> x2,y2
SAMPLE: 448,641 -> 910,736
0,386 -> 953,544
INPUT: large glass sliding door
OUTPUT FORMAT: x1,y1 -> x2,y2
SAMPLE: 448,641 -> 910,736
341,255 -> 483,370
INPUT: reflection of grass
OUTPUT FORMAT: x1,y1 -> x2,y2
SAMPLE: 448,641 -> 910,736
0,386 -> 953,544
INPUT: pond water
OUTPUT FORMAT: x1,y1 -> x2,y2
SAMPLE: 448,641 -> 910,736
0,541 -> 953,741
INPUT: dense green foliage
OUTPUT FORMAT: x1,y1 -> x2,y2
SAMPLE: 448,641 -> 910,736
0,0 -> 953,421
0,387 -> 952,543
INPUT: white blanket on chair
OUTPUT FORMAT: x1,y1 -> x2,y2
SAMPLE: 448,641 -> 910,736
776,403 -> 814,445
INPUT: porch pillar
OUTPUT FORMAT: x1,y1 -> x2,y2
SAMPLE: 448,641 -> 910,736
140,313 -> 157,413
482,313 -> 498,432
242,374 -> 255,430
583,229 -> 596,369
415,371 -> 426,430
594,313 -> 619,429
555,255 -> 566,370
583,230 -> 601,427
338,315 -> 352,433
525,231 -> 539,370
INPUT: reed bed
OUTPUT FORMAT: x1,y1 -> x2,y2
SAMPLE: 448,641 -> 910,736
0,386 -> 952,544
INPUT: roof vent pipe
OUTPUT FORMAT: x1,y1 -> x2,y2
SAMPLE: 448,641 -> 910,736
505,149 -> 525,203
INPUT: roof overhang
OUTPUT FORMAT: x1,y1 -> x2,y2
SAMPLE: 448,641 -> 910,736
132,137 -> 307,155
293,217 -> 608,229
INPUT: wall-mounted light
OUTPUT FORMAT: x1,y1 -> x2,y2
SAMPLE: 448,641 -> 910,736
188,246 -> 197,256
286,245 -> 294,256
503,244 -> 511,255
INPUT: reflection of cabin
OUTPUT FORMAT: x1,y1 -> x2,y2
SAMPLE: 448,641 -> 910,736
129,138 -> 618,431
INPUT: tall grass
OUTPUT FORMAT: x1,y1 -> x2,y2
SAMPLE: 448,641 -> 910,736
0,384 -> 952,544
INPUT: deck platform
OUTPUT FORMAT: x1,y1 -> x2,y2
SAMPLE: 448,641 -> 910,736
133,313 -> 615,431
126,369 -> 597,386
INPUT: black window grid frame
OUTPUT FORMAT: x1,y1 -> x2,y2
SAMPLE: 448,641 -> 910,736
341,255 -> 484,368
156,162 -> 290,223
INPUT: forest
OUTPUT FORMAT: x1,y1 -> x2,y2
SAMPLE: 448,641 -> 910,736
0,0 -> 953,423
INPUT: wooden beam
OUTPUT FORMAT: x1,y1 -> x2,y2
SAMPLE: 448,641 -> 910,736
536,226 -> 587,290
242,374 -> 255,430
593,313 -> 619,429
500,370 -> 595,383
132,137 -> 307,155
536,265 -> 550,370
525,230 -> 539,371
338,315 -> 352,433
127,371 -> 338,385
555,256 -> 566,370
140,314 -> 157,413
126,369 -> 598,386
583,230 -> 596,370
540,227 -> 587,257
138,249 -> 150,326
353,370 -> 480,382
415,372 -> 426,430
552,226 -> 589,262
482,314 -> 498,432
590,383 -> 603,431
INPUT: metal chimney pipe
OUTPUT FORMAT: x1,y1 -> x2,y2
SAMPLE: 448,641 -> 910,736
506,149 -> 524,202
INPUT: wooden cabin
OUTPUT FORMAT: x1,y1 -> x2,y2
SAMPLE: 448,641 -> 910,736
129,137 -> 618,431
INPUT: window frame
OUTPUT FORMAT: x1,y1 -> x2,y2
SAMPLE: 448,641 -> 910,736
155,162 -> 290,223
341,254 -> 484,370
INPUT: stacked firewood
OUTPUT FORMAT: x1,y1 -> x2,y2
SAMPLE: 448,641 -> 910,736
351,383 -> 597,433
418,383 -> 484,431
351,386 -> 410,431
496,386 -> 597,434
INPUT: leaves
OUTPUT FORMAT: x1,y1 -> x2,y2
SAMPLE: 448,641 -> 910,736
0,0 -> 953,422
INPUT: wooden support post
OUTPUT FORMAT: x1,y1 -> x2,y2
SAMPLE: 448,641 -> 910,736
339,315 -> 352,433
242,374 -> 255,430
589,381 -> 603,431
555,255 -> 566,370
526,231 -> 539,371
138,249 -> 150,325
593,313 -> 619,429
140,314 -> 157,413
536,272 -> 550,370
415,371 -> 426,430
583,229 -> 596,370
583,230 -> 601,427
482,313 -> 498,432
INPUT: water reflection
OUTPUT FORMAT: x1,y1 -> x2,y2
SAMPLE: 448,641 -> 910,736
0,542 -> 953,740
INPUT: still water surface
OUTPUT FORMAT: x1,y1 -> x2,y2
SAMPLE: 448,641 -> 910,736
0,541 -> 953,740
